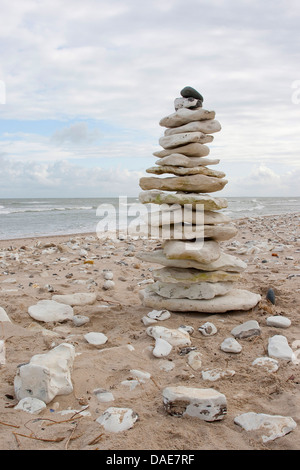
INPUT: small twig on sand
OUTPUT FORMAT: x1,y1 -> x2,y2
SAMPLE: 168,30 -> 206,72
0,420 -> 20,429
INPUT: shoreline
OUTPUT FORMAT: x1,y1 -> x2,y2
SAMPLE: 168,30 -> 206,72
0,211 -> 299,450
1,211 -> 300,244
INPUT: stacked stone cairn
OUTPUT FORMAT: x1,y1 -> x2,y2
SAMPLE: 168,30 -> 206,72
137,86 -> 261,313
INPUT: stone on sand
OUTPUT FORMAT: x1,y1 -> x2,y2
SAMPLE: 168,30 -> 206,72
268,335 -> 295,361
96,407 -> 139,433
28,300 -> 74,322
146,325 -> 191,347
234,412 -> 297,443
52,292 -> 96,306
0,306 -> 11,322
162,386 -> 227,421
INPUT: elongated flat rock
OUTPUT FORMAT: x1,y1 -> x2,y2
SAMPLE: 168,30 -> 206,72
163,386 -> 227,421
159,132 -> 213,149
156,155 -> 220,167
154,142 -> 210,158
152,266 -> 241,283
147,281 -> 234,300
148,223 -> 237,241
140,289 -> 261,313
136,250 -> 247,272
28,300 -> 74,322
146,165 -> 225,178
159,108 -> 215,128
139,191 -> 228,210
139,175 -> 228,193
52,293 -> 96,306
234,412 -> 297,443
164,119 -> 221,136
148,208 -> 230,227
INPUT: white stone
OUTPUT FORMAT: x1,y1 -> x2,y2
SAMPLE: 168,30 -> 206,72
28,300 -> 74,323
234,412 -> 297,443
140,289 -> 261,313
155,153 -> 220,168
164,119 -> 222,135
162,386 -> 227,421
268,335 -> 295,361
139,190 -> 228,210
130,369 -> 151,381
187,351 -> 203,370
220,337 -> 242,353
96,407 -> 139,433
0,340 -> 6,365
14,397 -> 46,414
252,357 -> 279,373
137,250 -> 246,273
158,360 -> 175,372
266,315 -> 291,328
84,332 -> 108,346
52,293 -> 96,306
178,325 -> 194,335
163,239 -> 221,264
201,369 -> 235,381
103,280 -> 115,290
231,320 -> 261,339
153,338 -> 173,357
93,388 -> 114,402
147,309 -> 171,321
146,325 -> 191,347
156,154 -> 220,167
72,315 -> 90,327
141,315 -> 157,326
0,306 -> 11,322
159,108 -> 216,128
198,322 -> 218,336
104,271 -> 114,280
139,174 -> 228,194
159,131 -> 213,149
14,343 -> 75,404
121,379 -> 140,390
153,142 -> 210,158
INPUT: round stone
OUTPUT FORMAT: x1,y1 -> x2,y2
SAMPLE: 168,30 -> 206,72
180,86 -> 203,101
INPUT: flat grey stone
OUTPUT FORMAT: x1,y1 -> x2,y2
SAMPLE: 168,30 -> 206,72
28,300 -> 74,323
148,281 -> 234,300
266,315 -> 291,328
139,190 -> 228,210
231,320 -> 261,339
139,174 -> 227,194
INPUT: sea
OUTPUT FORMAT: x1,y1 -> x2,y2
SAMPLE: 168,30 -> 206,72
0,197 -> 300,241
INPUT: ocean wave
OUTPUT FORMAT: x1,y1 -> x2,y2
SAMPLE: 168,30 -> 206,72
0,206 -> 94,215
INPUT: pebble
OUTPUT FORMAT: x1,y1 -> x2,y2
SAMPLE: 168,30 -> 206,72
180,86 -> 204,101
96,407 -> 139,433
266,315 -> 291,328
268,335 -> 295,361
231,320 -> 261,339
28,300 -> 74,323
14,397 -> 47,414
163,386 -> 227,422
187,350 -> 203,370
220,337 -> 242,353
72,315 -> 90,327
0,306 -> 11,322
153,338 -> 173,357
266,288 -> 276,305
0,340 -> 6,365
146,326 -> 191,347
93,388 -> 115,403
84,332 -> 108,346
198,322 -> 217,336
104,271 -> 114,280
52,292 -> 96,306
103,280 -> 115,290
252,357 -> 279,372
158,360 -> 175,372
234,412 -> 297,442
130,369 -> 151,381
201,369 -> 235,381
147,309 -> 171,321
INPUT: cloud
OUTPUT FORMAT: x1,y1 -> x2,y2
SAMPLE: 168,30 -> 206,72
0,0 -> 300,196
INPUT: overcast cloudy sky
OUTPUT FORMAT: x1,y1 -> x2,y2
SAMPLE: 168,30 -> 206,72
0,0 -> 300,198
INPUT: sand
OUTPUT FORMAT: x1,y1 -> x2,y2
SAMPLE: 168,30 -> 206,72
0,212 -> 299,450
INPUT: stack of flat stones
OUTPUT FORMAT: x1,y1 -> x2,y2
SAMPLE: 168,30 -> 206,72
137,86 -> 261,313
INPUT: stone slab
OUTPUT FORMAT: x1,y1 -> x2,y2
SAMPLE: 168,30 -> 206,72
139,190 -> 228,210
140,289 -> 261,313
164,119 -> 221,136
146,165 -> 225,178
156,154 -> 220,167
154,142 -> 210,158
139,174 -> 228,193
159,132 -> 213,149
159,108 -> 216,128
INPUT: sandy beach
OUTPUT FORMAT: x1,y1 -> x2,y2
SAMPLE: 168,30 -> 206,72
0,212 -> 299,451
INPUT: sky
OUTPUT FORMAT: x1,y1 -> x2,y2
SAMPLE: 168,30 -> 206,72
0,0 -> 300,198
